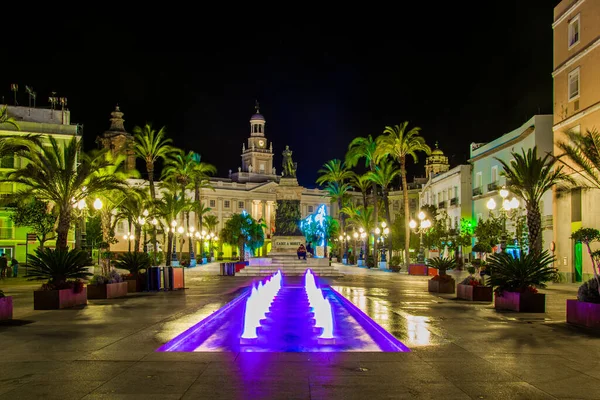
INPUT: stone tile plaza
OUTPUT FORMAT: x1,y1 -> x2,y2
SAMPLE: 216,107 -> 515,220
2,1 -> 600,399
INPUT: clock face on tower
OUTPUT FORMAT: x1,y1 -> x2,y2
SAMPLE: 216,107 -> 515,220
258,140 -> 265,147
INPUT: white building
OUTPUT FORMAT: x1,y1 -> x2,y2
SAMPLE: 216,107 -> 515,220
469,115 -> 554,252
420,164 -> 472,230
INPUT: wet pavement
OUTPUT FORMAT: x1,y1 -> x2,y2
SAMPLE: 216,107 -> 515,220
0,263 -> 598,399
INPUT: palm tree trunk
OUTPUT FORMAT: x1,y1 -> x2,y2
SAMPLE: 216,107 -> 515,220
166,232 -> 172,266
147,162 -> 156,200
56,207 -> 71,250
338,198 -> 345,260
370,160 -> 378,225
401,158 -> 410,267
527,203 -> 542,255
186,211 -> 193,257
383,189 -> 392,258
134,224 -> 142,253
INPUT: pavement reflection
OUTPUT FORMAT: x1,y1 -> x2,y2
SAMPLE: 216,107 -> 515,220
331,285 -> 434,347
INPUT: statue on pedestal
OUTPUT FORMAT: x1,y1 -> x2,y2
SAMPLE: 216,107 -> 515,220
282,145 -> 297,178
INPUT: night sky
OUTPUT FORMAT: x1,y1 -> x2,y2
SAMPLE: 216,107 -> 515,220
2,1 -> 559,188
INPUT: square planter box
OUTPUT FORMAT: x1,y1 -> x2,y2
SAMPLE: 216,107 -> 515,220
0,296 -> 12,320
457,284 -> 493,302
34,287 -> 87,310
409,265 -> 439,276
494,291 -> 545,313
87,282 -> 128,299
567,299 -> 600,329
428,278 -> 455,293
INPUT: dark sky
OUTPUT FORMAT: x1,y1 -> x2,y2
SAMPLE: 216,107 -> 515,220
2,1 -> 559,188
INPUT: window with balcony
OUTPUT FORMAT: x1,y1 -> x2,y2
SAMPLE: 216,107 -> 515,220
569,67 -> 580,101
569,14 -> 580,49
474,172 -> 482,195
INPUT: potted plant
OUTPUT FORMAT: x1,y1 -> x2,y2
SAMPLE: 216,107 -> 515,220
87,269 -> 128,299
26,248 -> 92,310
457,275 -> 493,302
488,251 -> 555,313
217,251 -> 224,261
426,257 -> 456,293
231,251 -> 237,260
115,252 -> 150,293
0,289 -> 12,320
389,256 -> 402,272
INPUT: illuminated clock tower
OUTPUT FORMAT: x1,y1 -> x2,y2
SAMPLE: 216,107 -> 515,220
241,102 -> 274,177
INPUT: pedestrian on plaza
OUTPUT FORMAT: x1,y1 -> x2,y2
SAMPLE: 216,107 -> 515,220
11,257 -> 18,278
297,244 -> 307,260
0,253 -> 7,278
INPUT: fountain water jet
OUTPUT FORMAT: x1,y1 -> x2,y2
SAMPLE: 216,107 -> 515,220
304,269 -> 335,344
240,270 -> 282,344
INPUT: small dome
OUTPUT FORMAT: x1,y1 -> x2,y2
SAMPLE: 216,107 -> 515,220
250,113 -> 265,121
430,141 -> 443,155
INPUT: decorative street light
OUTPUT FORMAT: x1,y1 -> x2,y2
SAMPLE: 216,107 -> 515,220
409,211 -> 432,264
374,221 -> 390,267
487,187 -> 520,252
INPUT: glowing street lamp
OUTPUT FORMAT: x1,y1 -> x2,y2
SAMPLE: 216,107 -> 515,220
409,211 -> 431,264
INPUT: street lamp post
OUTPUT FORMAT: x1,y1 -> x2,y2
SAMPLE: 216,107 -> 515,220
374,222 -> 390,269
171,220 -> 179,266
486,187 -> 520,253
353,231 -> 359,265
409,211 -> 432,265
177,226 -> 184,262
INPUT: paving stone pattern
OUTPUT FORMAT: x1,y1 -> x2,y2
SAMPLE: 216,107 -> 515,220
0,263 -> 598,399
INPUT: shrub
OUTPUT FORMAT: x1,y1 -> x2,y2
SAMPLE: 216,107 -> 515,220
114,252 -> 151,277
487,250 -> 555,295
426,257 -> 457,276
578,278 -> 600,303
25,248 -> 93,289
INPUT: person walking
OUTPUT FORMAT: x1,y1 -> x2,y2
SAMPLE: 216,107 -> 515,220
0,253 -> 7,278
11,257 -> 18,278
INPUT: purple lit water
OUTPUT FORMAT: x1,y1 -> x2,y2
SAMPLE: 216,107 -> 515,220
157,275 -> 410,352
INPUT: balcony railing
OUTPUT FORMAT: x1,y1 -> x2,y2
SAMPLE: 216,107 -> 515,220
438,201 -> 446,209
450,197 -> 458,206
487,181 -> 499,191
473,187 -> 482,196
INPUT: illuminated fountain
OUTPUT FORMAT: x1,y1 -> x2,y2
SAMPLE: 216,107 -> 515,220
240,270 -> 282,344
304,269 -> 335,344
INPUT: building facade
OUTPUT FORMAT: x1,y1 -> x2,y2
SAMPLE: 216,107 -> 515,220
553,0 -> 600,281
470,115 -> 554,254
420,164 -> 472,231
96,105 -> 136,171
0,104 -> 81,261
108,107 -> 331,258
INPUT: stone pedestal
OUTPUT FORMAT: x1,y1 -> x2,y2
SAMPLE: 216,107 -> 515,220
271,235 -> 306,254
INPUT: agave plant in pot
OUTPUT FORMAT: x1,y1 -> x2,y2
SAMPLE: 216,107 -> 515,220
566,228 -> 600,329
87,269 -> 128,300
488,250 -> 555,313
0,289 -> 12,320
114,252 -> 151,293
26,248 -> 93,310
426,257 -> 457,294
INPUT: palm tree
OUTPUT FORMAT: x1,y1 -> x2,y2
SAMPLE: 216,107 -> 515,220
0,106 -> 19,130
366,157 -> 400,252
497,147 -> 574,255
203,214 -> 219,258
189,153 -> 216,233
556,128 -> 600,188
133,124 -> 177,200
317,159 -> 353,259
155,191 -> 186,266
346,135 -> 379,225
377,122 -> 430,266
4,137 -> 125,250
349,172 -> 371,208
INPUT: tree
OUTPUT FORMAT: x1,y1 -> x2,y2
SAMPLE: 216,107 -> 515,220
0,106 -> 19,130
474,215 -> 503,255
220,212 -> 264,261
133,123 -> 177,200
365,157 -> 399,251
4,137 -> 125,250
85,213 -> 104,254
346,135 -> 380,226
556,128 -> 600,189
376,122 -> 431,267
10,200 -> 56,248
497,147 -> 574,254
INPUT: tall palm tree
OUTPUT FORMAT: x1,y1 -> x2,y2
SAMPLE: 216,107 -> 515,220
189,153 -> 216,233
4,137 -> 125,249
341,204 -> 374,258
133,123 -> 177,200
366,157 -> 400,250
497,147 -> 574,255
377,122 -> 431,266
317,159 -> 353,258
556,128 -> 600,188
0,106 -> 19,130
155,191 -> 186,265
346,135 -> 379,225
203,214 -> 219,257
349,172 -> 371,208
